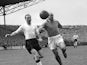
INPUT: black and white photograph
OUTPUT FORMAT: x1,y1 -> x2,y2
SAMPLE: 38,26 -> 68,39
0,0 -> 87,65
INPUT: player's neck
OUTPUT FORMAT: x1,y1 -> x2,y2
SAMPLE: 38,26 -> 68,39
47,19 -> 54,23
27,23 -> 31,26
49,20 -> 54,23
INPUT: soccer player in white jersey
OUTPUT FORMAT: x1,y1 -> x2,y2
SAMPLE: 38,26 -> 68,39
39,11 -> 67,65
72,34 -> 79,48
5,14 -> 43,65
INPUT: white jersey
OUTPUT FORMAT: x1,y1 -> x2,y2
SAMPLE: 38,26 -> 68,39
73,35 -> 79,40
14,23 -> 36,40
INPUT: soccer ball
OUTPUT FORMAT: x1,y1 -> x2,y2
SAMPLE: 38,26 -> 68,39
40,10 -> 49,19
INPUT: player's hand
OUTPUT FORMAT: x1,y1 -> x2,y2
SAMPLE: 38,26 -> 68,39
5,34 -> 11,37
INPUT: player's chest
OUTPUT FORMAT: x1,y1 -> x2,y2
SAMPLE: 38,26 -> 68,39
23,26 -> 35,32
46,22 -> 58,28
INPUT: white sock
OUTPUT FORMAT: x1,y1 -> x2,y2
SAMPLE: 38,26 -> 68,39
36,61 -> 42,65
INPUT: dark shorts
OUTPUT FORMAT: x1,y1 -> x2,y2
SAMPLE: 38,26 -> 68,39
25,38 -> 41,54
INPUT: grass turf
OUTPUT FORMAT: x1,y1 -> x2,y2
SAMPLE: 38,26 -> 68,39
0,46 -> 87,65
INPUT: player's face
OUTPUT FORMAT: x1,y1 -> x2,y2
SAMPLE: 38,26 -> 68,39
25,15 -> 31,25
47,13 -> 53,22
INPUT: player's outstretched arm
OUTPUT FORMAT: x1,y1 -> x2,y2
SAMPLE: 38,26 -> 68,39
5,34 -> 11,37
5,31 -> 18,37
5,25 -> 23,37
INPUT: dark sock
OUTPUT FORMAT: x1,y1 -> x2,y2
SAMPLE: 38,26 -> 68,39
62,49 -> 67,58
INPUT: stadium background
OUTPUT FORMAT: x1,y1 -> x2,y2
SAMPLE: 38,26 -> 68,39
0,25 -> 87,47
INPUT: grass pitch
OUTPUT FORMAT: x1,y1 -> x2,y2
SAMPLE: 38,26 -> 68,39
0,46 -> 87,65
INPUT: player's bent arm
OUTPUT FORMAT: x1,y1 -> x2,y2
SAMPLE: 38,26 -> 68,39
57,21 -> 70,29
57,21 -> 62,28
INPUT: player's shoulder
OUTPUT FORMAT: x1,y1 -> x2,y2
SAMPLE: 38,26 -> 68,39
20,24 -> 26,28
55,20 -> 62,28
18,24 -> 24,28
19,23 -> 29,29
21,23 -> 27,26
53,19 -> 59,24
55,20 -> 59,23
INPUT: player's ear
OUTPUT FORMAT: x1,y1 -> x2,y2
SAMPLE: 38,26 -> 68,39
58,22 -> 62,28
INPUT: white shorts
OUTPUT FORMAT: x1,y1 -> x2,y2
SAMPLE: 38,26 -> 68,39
74,42 -> 78,46
48,34 -> 66,50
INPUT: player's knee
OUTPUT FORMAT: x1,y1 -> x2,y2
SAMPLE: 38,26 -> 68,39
34,55 -> 40,61
52,49 -> 61,60
32,49 -> 40,61
61,48 -> 66,53
60,43 -> 66,50
31,49 -> 38,55
52,49 -> 58,55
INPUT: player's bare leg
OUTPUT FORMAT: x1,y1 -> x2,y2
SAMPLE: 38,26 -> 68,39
61,48 -> 67,58
38,50 -> 43,58
31,49 -> 43,65
52,48 -> 63,65
59,41 -> 67,58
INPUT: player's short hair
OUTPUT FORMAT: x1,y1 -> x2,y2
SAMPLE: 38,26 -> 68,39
25,14 -> 31,19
